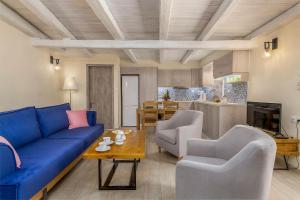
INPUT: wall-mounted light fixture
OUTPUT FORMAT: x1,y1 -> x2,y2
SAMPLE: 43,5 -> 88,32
264,38 -> 278,57
50,56 -> 60,71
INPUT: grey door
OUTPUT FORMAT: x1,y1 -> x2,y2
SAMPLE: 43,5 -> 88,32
88,65 -> 113,129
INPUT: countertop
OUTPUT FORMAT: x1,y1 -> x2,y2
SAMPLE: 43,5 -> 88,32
160,100 -> 246,106
194,101 -> 246,107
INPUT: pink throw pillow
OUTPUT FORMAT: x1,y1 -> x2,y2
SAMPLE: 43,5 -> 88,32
66,110 -> 89,129
0,136 -> 21,168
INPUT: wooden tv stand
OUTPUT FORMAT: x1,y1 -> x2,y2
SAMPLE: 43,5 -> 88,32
262,129 -> 299,170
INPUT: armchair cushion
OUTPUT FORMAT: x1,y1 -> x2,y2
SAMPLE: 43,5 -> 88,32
183,155 -> 227,165
157,129 -> 176,144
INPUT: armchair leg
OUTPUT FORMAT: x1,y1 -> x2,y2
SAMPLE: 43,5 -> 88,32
158,146 -> 161,153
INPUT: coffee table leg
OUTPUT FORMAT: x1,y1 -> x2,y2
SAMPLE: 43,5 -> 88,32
98,159 -> 102,190
129,159 -> 137,187
97,159 -> 139,190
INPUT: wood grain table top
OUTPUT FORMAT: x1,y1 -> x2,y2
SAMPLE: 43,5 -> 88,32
83,130 -> 145,159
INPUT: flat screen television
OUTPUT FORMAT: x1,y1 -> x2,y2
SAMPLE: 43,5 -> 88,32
247,101 -> 281,134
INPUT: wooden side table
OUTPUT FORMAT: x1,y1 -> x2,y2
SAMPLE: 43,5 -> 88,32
262,129 -> 299,170
275,138 -> 299,170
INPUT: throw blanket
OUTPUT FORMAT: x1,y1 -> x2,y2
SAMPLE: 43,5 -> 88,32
0,136 -> 21,168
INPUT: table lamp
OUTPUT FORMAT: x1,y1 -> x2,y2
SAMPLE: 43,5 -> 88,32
63,77 -> 78,107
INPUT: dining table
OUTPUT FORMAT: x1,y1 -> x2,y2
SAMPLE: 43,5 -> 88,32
136,106 -> 182,130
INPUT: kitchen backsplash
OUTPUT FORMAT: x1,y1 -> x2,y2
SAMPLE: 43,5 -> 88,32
223,82 -> 248,103
158,82 -> 247,103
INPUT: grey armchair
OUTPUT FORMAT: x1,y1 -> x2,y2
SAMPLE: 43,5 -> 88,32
176,125 -> 276,200
156,110 -> 203,158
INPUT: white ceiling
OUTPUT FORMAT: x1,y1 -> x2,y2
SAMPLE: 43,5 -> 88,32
1,0 -> 300,62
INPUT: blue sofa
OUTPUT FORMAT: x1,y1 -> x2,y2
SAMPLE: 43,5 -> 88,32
0,104 -> 104,200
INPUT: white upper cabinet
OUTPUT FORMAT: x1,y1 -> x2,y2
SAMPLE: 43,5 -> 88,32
213,51 -> 250,79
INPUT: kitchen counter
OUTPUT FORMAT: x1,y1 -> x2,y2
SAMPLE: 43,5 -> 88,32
194,101 -> 247,139
194,101 -> 246,107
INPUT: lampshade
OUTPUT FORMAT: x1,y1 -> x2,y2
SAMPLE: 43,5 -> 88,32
63,77 -> 78,90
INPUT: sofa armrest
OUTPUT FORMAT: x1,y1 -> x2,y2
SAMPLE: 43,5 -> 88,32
176,125 -> 202,157
87,111 -> 96,126
186,138 -> 218,158
0,144 -> 16,179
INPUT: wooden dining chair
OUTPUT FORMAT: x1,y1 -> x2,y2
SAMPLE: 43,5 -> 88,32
163,101 -> 178,120
142,101 -> 158,128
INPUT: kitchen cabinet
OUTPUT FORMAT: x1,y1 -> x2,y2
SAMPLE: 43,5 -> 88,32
158,69 -> 172,87
178,101 -> 194,110
194,102 -> 246,139
171,70 -> 191,87
202,62 -> 214,86
191,68 -> 203,87
213,50 -> 249,79
158,69 -> 191,88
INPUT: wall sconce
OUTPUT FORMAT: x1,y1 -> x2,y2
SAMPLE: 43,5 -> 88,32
264,38 -> 278,57
50,56 -> 60,71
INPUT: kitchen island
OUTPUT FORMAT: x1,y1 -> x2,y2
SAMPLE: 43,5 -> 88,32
194,101 -> 247,139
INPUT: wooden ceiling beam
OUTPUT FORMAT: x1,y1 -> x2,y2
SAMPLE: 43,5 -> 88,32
0,1 -> 47,39
86,0 -> 137,62
31,39 -> 257,50
180,0 -> 240,64
159,0 -> 174,63
199,2 -> 300,63
19,0 -> 93,57
245,3 -> 300,39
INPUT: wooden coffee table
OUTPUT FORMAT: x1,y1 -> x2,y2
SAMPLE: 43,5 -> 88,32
83,129 -> 145,190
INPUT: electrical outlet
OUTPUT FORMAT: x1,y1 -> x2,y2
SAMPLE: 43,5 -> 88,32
291,115 -> 300,124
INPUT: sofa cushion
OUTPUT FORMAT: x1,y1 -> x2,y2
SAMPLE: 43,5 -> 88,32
0,136 -> 21,168
0,144 -> 16,179
158,129 -> 177,144
183,155 -> 227,165
87,111 -> 97,126
47,124 -> 104,149
36,103 -> 71,137
0,138 -> 85,199
66,110 -> 89,129
0,107 -> 42,148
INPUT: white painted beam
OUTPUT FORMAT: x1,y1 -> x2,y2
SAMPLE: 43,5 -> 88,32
86,0 -> 137,62
245,3 -> 300,39
32,39 -> 257,50
0,1 -> 47,39
180,0 -> 240,64
199,2 -> 300,63
159,0 -> 174,63
20,0 -> 93,57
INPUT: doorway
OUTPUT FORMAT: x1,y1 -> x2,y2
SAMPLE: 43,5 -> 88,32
87,65 -> 113,129
121,75 -> 139,127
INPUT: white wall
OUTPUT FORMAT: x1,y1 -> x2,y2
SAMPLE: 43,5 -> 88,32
248,17 -> 300,168
0,20 -> 63,111
61,54 -> 121,128
248,17 -> 300,141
